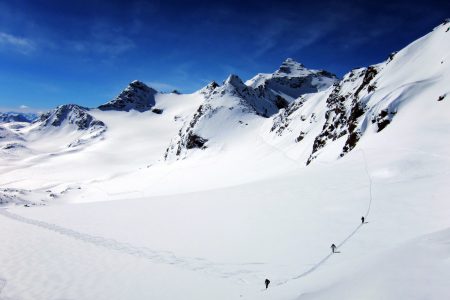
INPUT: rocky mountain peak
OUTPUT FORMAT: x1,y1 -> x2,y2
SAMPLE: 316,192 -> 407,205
98,80 -> 157,112
37,104 -> 105,131
32,104 -> 106,148
129,80 -> 150,89
224,74 -> 245,87
246,59 -> 338,105
199,81 -> 220,97
207,81 -> 219,89
277,58 -> 306,74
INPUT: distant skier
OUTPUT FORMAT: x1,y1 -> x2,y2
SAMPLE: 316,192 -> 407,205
265,278 -> 270,289
331,243 -> 337,253
361,216 -> 365,224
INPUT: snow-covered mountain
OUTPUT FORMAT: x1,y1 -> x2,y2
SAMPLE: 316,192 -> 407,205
0,104 -> 107,163
0,112 -> 37,123
35,104 -> 103,130
267,21 -> 449,166
164,75 -> 271,160
2,21 -> 449,199
98,80 -> 157,112
164,61 -> 337,160
0,20 -> 450,300
30,104 -> 106,148
2,20 -> 449,176
247,58 -> 338,103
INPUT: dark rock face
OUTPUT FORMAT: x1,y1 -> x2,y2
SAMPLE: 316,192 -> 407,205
270,97 -> 306,136
372,109 -> 396,132
295,131 -> 306,142
186,134 -> 208,149
354,66 -> 378,96
275,96 -> 289,110
151,108 -> 163,114
306,84 -> 348,165
98,80 -> 157,112
305,66 -> 380,164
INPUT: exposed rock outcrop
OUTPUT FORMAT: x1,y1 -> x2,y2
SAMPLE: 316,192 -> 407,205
98,80 -> 157,112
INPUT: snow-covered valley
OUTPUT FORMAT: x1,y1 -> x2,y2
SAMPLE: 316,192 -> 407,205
0,21 -> 450,300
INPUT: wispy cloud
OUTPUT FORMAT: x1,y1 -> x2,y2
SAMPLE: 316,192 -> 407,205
0,32 -> 34,54
253,20 -> 291,58
0,104 -> 47,114
251,13 -> 339,60
72,22 -> 136,57
147,81 -> 178,92
69,35 -> 135,57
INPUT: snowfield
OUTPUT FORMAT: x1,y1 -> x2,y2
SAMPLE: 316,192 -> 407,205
1,21 -> 450,300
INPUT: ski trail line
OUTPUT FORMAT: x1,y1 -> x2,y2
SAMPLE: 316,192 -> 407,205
361,149 -> 373,217
0,209 -> 261,282
276,149 -> 373,287
0,278 -> 6,298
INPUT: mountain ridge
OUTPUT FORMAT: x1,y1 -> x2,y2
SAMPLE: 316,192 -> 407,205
1,21 -> 449,166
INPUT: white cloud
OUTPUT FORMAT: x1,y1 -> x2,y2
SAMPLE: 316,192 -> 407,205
68,23 -> 136,57
0,104 -> 47,114
0,32 -> 34,54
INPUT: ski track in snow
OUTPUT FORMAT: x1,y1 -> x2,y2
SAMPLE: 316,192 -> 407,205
0,277 -> 22,300
0,209 -> 262,284
275,149 -> 373,287
0,278 -> 6,299
0,149 -> 375,292
0,149 -> 374,292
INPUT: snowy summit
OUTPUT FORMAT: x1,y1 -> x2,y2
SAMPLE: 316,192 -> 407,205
246,58 -> 338,102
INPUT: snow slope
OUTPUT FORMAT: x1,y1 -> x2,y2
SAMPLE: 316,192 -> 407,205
0,21 -> 450,300
1,144 -> 449,299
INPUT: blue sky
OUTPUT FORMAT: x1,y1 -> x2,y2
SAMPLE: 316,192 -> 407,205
0,0 -> 449,112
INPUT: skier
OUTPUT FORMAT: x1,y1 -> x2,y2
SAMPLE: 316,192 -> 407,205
331,243 -> 337,253
265,278 -> 270,289
361,216 -> 365,224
